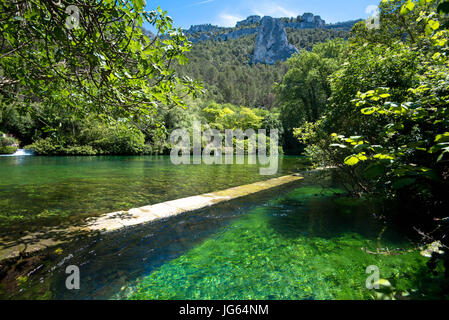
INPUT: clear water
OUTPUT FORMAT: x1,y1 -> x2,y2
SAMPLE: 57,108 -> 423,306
0,156 -> 307,239
2,171 -> 442,300
124,186 -> 430,300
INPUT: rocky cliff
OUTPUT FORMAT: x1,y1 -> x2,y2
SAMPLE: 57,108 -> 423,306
236,15 -> 261,28
182,13 -> 357,64
251,16 -> 298,64
236,13 -> 326,30
183,13 -> 327,44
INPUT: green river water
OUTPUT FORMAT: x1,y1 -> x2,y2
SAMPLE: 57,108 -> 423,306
0,156 -> 445,299
0,155 -> 306,238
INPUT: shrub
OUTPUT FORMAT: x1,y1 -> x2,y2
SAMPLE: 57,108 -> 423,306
0,134 -> 19,147
30,139 -> 99,156
0,132 -> 19,154
0,146 -> 18,154
28,138 -> 62,155
61,145 -> 98,156
81,122 -> 147,155
29,120 -> 150,156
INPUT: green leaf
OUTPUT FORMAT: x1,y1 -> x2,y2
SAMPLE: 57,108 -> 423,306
435,132 -> 449,143
361,107 -> 377,115
344,155 -> 360,166
400,1 -> 415,15
427,20 -> 440,31
437,148 -> 449,162
132,0 -> 146,11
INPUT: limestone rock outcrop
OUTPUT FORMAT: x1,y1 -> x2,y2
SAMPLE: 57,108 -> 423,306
251,16 -> 298,65
179,13 -> 358,64
236,15 -> 262,27
282,13 -> 325,29
187,24 -> 225,34
184,13 -> 328,45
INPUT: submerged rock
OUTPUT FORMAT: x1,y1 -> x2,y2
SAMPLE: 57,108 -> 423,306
252,16 -> 298,65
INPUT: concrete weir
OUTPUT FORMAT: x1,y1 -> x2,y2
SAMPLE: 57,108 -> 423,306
0,174 -> 303,262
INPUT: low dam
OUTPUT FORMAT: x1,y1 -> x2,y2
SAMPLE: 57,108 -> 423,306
0,174 -> 303,262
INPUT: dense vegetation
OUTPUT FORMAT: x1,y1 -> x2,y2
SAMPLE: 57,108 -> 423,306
0,0 -> 200,155
287,28 -> 350,51
276,39 -> 348,153
177,28 -> 350,109
176,35 -> 286,109
285,0 -> 449,287
0,131 -> 18,154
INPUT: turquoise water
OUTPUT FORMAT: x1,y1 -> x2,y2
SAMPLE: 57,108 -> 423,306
2,171 -> 441,300
0,156 -> 307,238
123,185 -> 432,300
0,158 -> 444,300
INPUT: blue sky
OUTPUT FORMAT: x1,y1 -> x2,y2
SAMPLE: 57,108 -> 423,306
146,0 -> 381,29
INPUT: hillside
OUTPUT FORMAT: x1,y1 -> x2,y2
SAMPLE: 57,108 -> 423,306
176,14 -> 354,109
182,13 -> 356,43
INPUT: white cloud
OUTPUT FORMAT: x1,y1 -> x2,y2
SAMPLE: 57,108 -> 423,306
218,13 -> 244,27
252,1 -> 297,18
365,5 -> 378,15
215,1 -> 299,28
185,0 -> 215,8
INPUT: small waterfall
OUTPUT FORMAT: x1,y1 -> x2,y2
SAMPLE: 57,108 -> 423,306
13,149 -> 34,156
0,149 -> 34,157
